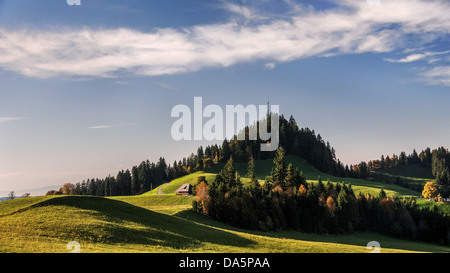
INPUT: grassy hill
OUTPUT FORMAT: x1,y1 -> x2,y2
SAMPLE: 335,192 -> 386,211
379,164 -> 434,180
372,164 -> 434,191
415,199 -> 450,214
149,155 -> 420,197
1,195 -> 449,253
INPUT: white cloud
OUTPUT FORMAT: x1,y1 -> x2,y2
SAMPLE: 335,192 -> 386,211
421,66 -> 450,86
428,58 -> 440,64
0,117 -> 22,123
87,123 -> 137,129
264,62 -> 276,70
87,125 -> 113,129
0,0 -> 449,83
384,54 -> 428,63
157,82 -> 177,90
223,2 -> 259,21
384,51 -> 450,63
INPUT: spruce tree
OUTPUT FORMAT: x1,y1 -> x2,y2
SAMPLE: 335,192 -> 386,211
270,147 -> 287,188
379,189 -> 387,199
284,164 -> 296,190
247,156 -> 260,190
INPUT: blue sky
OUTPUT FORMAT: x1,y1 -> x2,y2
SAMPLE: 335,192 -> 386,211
1,0 -> 450,192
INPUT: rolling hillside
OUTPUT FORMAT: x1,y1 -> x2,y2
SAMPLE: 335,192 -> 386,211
1,195 -> 449,253
371,164 -> 434,191
149,155 -> 420,197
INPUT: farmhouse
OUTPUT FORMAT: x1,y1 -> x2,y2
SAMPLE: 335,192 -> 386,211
176,183 -> 193,196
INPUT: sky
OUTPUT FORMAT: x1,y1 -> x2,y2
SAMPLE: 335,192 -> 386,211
0,0 -> 450,193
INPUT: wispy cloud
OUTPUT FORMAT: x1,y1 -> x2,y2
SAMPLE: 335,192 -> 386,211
87,125 -> 113,129
0,0 -> 449,84
264,62 -> 276,70
384,53 -> 429,63
87,123 -> 137,129
113,80 -> 129,85
0,172 -> 21,179
0,117 -> 23,123
384,51 -> 450,63
157,82 -> 177,90
222,2 -> 260,21
421,66 -> 450,86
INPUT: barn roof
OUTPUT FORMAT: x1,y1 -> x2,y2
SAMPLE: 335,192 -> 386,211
176,183 -> 192,193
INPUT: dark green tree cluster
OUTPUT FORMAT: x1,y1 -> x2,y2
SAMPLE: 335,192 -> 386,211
354,147 -> 441,176
70,145 -> 222,197
367,148 -> 431,171
202,114 -> 344,177
193,148 -> 450,245
348,148 -> 432,180
354,147 -> 450,196
432,147 -> 450,196
73,156 -> 190,196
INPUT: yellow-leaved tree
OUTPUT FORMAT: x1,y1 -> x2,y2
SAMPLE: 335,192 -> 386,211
422,181 -> 440,200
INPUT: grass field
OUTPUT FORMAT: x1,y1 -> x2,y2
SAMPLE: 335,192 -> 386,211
379,164 -> 434,180
1,156 -> 448,253
415,199 -> 450,214
148,155 -> 421,198
371,164 -> 434,191
1,195 -> 449,253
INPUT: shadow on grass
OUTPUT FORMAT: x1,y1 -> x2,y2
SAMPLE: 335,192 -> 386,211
37,196 -> 255,250
174,209 -> 450,253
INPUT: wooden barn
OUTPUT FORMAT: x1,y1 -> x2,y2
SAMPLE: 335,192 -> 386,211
175,183 -> 193,196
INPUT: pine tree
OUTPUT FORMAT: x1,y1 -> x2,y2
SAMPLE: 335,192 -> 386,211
436,167 -> 450,189
131,166 -> 139,195
284,164 -> 296,190
247,156 -> 260,190
316,176 -> 326,195
379,189 -> 387,199
221,139 -> 231,162
270,147 -> 287,188
157,157 -> 168,182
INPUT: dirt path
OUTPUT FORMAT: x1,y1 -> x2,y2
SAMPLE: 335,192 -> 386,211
158,183 -> 169,195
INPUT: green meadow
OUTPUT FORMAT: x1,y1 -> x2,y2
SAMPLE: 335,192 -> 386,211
149,155 -> 421,197
1,156 -> 449,253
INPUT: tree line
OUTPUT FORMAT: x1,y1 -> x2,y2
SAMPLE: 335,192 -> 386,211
47,155 -> 204,196
346,147 -> 450,197
193,147 -> 450,245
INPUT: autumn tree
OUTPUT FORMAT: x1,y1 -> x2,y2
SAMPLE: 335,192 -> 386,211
422,181 -> 440,200
61,183 -> 76,195
193,175 -> 207,194
326,196 -> 337,216
194,181 -> 210,215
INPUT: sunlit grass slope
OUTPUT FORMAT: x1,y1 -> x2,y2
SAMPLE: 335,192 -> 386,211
146,155 -> 420,197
